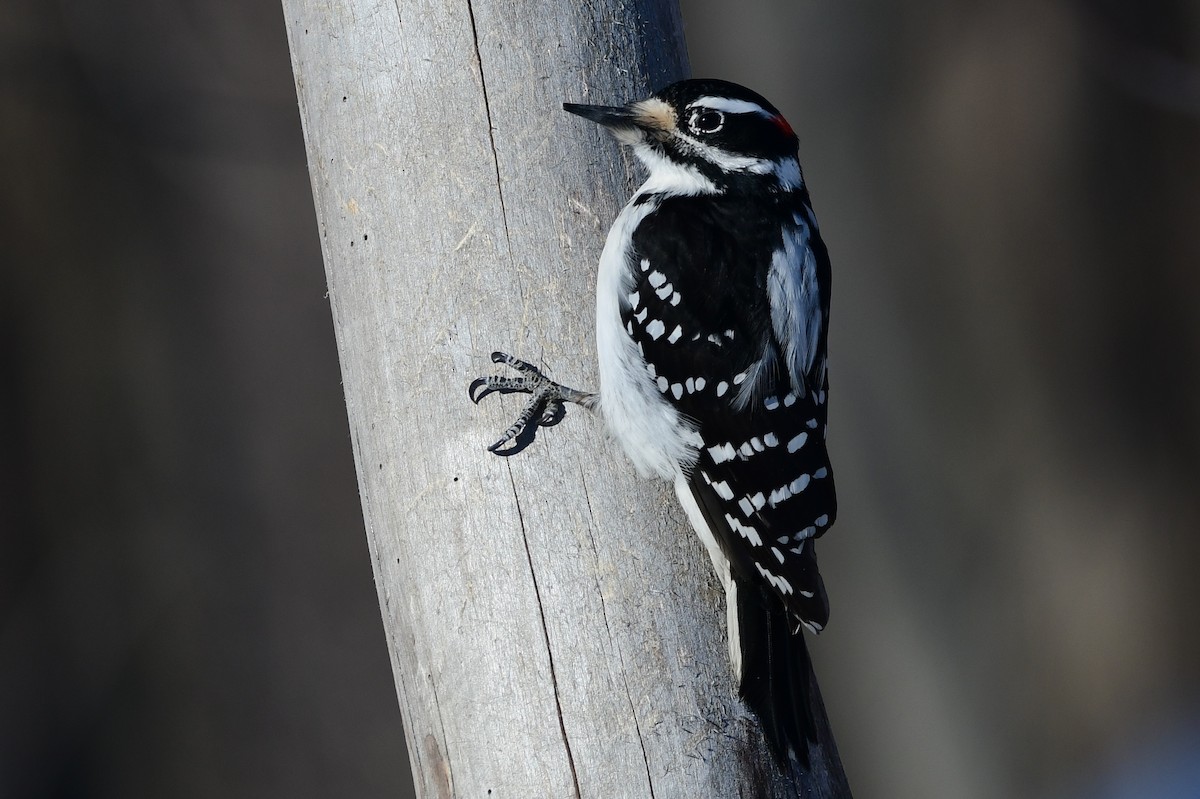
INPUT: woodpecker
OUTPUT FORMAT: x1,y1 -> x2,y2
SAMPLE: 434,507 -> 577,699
471,79 -> 844,779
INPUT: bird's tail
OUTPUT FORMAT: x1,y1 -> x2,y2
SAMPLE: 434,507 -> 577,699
736,580 -> 853,797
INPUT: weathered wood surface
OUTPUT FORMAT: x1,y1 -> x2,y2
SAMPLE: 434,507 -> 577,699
282,0 -> 815,795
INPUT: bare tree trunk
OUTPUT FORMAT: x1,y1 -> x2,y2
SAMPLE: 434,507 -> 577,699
281,0 -> 842,795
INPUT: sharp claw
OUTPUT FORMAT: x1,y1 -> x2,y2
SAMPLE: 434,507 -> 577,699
541,399 -> 565,427
487,437 -> 518,453
486,415 -> 531,453
491,351 -> 546,378
468,377 -> 490,404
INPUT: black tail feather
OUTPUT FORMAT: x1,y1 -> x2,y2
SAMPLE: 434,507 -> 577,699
737,580 -> 852,797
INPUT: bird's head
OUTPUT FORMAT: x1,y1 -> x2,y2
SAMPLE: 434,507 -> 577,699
564,79 -> 802,193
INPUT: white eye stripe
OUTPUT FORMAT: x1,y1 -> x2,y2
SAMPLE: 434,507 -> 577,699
689,96 -> 770,117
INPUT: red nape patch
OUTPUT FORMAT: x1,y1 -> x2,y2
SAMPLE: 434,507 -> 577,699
771,114 -> 796,137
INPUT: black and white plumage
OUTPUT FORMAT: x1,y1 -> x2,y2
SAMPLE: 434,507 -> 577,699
471,79 -> 845,784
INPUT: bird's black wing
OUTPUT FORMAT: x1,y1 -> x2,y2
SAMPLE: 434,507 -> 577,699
622,191 -> 837,630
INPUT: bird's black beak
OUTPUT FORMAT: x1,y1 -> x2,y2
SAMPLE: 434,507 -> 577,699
564,98 -> 674,142
562,103 -> 639,129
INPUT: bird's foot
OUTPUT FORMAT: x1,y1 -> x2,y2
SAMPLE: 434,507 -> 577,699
469,351 -> 595,454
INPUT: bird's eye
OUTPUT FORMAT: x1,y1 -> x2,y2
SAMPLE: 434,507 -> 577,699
687,108 -> 725,135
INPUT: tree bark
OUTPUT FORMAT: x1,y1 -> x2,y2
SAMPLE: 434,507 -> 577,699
281,0 -> 837,795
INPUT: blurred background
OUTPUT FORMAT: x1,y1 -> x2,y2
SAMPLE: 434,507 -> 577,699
2,0 -> 1198,797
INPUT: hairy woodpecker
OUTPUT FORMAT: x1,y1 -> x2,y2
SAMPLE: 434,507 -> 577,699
471,79 -> 843,777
